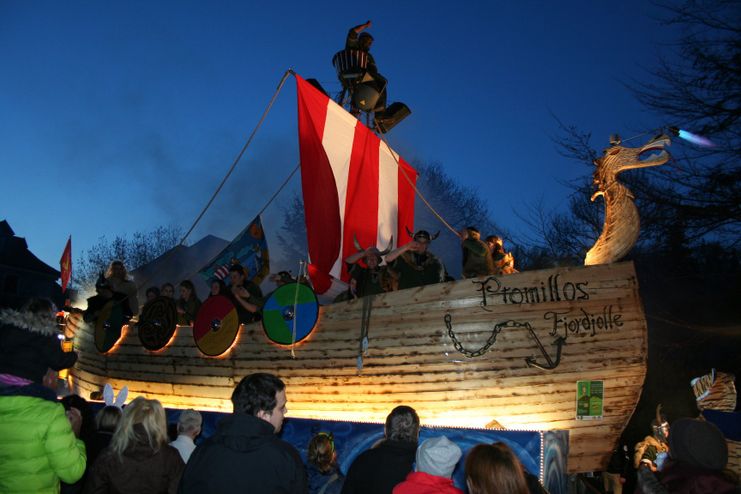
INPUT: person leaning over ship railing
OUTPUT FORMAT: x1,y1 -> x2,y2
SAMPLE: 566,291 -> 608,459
385,230 -> 447,290
344,238 -> 394,297
485,235 -> 518,275
460,226 -> 495,279
227,263 -> 264,324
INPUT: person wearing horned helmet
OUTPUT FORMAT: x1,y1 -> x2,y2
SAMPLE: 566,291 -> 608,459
385,229 -> 446,290
344,237 -> 393,297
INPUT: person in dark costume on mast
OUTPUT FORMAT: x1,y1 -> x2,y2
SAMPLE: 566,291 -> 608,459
345,20 -> 387,111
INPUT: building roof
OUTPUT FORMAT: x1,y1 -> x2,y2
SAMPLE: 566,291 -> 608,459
0,220 -> 60,278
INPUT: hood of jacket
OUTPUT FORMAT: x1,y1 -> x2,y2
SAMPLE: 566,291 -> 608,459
0,308 -> 77,382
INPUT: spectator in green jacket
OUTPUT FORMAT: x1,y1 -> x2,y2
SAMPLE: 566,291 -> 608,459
0,298 -> 87,493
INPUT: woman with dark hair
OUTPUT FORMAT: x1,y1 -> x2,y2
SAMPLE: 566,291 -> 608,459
176,280 -> 201,326
465,443 -> 528,494
208,279 -> 227,298
308,432 -> 345,494
84,397 -> 183,493
160,283 -> 175,299
144,287 -> 160,303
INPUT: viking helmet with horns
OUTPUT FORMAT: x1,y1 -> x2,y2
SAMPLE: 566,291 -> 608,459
353,235 -> 394,260
406,227 -> 440,243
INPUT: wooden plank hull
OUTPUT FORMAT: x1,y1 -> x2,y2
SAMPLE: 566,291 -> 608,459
70,261 -> 647,473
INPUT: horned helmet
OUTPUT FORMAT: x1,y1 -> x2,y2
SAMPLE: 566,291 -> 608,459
406,227 -> 440,244
353,235 -> 393,264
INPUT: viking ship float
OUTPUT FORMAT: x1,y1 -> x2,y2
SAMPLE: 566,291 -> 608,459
66,70 -> 671,474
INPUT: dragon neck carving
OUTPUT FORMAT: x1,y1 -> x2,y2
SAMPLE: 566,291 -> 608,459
584,134 -> 671,266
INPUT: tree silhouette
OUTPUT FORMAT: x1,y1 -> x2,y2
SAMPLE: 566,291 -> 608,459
74,225 -> 184,291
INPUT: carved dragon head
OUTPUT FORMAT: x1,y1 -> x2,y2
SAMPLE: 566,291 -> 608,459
592,134 -> 671,193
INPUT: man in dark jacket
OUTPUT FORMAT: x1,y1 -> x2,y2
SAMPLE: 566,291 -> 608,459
341,405 -> 420,494
178,373 -> 307,494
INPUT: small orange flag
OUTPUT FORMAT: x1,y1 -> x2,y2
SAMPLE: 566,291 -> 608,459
60,236 -> 72,293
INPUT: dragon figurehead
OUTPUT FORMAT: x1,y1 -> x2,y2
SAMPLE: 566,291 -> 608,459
584,133 -> 671,266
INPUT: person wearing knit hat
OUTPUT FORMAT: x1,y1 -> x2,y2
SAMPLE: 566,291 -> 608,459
0,298 -> 87,493
393,436 -> 464,494
637,417 -> 738,494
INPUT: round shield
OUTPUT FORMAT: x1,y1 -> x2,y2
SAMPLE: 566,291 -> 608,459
192,295 -> 240,357
94,300 -> 127,353
138,296 -> 178,351
262,283 -> 319,345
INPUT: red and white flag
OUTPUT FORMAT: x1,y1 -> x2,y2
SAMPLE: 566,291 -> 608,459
59,236 -> 72,293
296,75 -> 417,293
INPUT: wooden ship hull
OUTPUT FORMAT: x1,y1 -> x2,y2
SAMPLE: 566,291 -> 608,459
69,261 -> 647,473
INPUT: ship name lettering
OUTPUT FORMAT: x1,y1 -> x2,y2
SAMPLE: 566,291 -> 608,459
490,274 -> 589,305
544,305 -> 623,339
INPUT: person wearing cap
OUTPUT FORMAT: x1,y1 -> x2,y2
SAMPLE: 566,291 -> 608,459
636,417 -> 738,494
393,435 -> 463,493
386,231 -> 446,290
342,405 -> 420,494
169,409 -> 202,463
344,245 -> 392,297
460,227 -> 495,279
345,20 -> 387,111
0,298 -> 87,493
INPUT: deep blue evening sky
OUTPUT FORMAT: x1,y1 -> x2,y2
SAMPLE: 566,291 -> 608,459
1,1 -> 679,269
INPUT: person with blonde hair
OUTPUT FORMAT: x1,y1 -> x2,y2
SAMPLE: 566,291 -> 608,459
105,260 -> 139,314
464,443 -> 528,494
84,397 -> 184,493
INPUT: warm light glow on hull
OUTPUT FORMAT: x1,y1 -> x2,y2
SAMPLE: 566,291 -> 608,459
69,262 -> 646,474
103,324 -> 129,354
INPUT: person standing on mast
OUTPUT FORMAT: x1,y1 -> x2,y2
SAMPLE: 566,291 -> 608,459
345,20 -> 387,110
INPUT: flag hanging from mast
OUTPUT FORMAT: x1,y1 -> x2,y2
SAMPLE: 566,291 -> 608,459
198,215 -> 270,284
60,236 -> 72,293
296,74 -> 417,293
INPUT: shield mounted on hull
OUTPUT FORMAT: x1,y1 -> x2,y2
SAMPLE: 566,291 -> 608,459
138,296 -> 178,351
262,283 -> 319,345
192,295 -> 240,357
